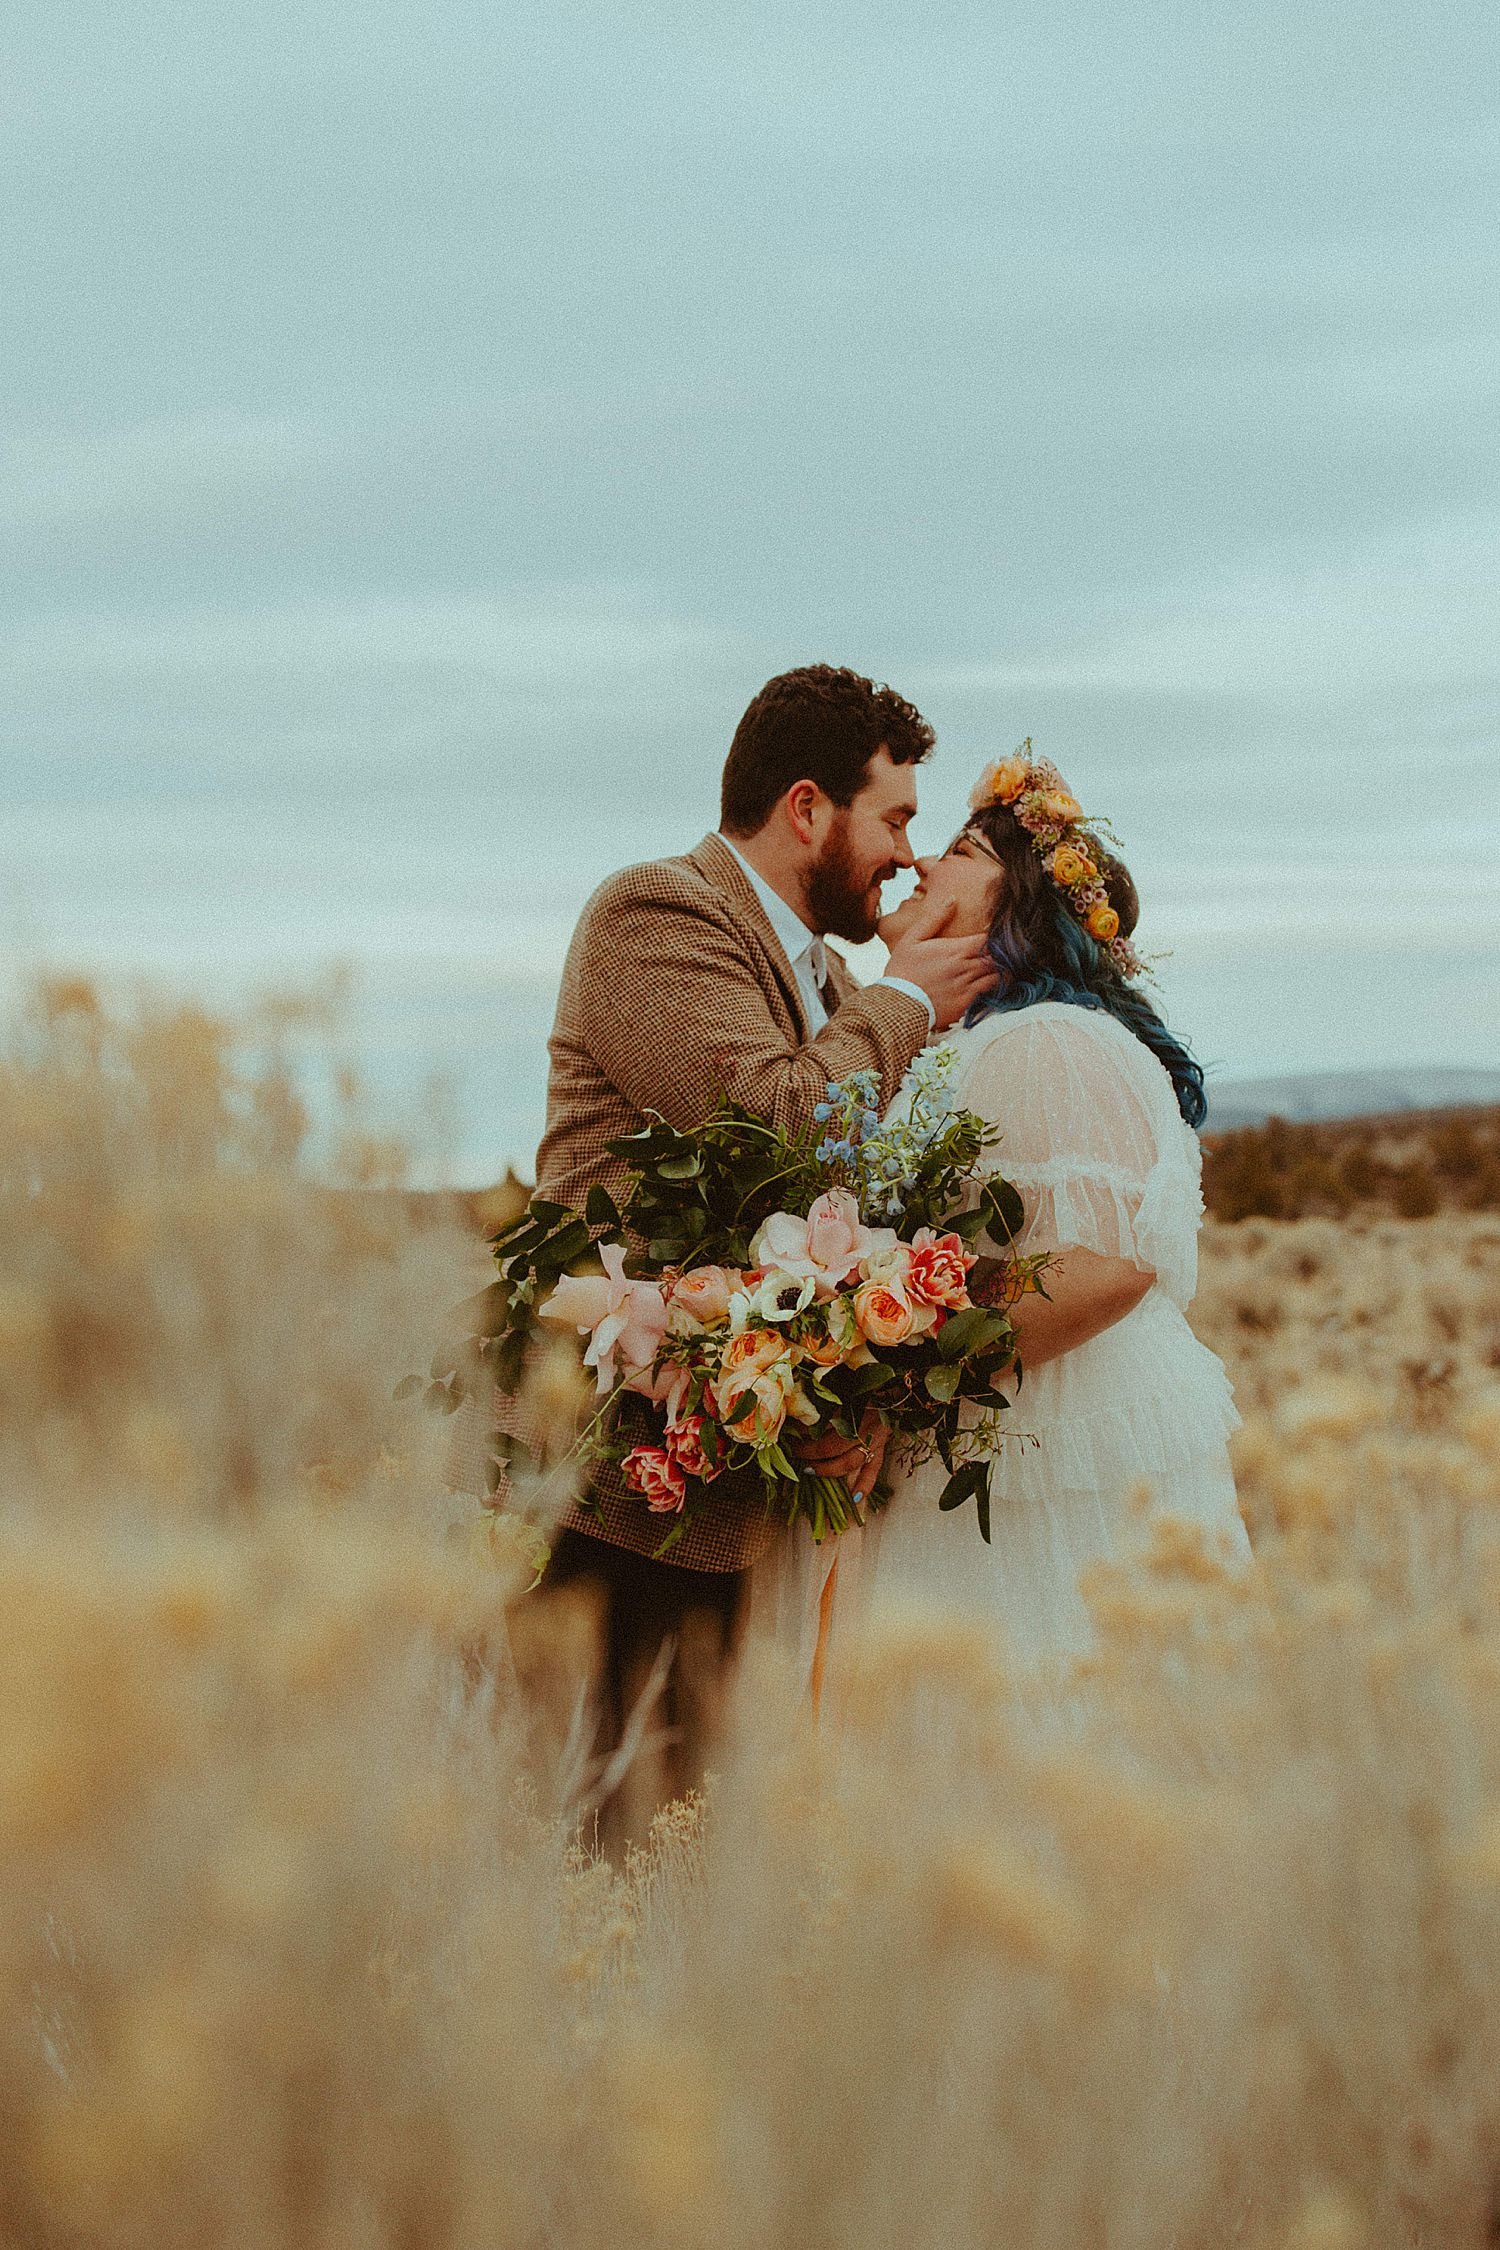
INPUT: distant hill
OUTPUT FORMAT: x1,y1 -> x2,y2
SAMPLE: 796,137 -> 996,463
1205,1069 -> 1500,1133
413,1093 -> 1500,1233
1202,1103 -> 1500,1222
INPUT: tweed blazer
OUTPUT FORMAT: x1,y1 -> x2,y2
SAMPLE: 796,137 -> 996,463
449,833 -> 931,1573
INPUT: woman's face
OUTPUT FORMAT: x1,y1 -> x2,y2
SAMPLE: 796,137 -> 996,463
877,825 -> 1005,945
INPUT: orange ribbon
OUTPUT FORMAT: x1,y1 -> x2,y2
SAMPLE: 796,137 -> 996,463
808,1551 -> 840,1721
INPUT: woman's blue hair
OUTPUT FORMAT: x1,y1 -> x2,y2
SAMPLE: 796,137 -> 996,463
961,810 -> 1207,1130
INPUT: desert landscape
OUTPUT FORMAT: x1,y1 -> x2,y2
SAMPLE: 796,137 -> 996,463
3,978 -> 1500,2249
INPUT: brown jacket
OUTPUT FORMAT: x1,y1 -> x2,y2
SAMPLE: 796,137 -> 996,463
458,833 -> 931,1571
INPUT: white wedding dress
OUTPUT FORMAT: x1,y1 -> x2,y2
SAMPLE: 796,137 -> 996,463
752,1001 -> 1250,1687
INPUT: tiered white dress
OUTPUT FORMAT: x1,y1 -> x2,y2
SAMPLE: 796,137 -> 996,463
861,1001 -> 1250,1669
751,1001 -> 1250,1688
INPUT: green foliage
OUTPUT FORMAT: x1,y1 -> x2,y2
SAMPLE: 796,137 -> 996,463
608,1105 -> 823,1270
936,1457 -> 992,1542
477,1197 -> 622,1398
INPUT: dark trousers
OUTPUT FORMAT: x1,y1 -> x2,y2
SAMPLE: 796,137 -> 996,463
528,1527 -> 747,1848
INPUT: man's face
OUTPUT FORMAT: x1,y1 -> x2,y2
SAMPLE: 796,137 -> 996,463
804,746 -> 919,944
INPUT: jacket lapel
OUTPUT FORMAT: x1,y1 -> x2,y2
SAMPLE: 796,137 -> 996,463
821,943 -> 858,1011
687,834 -> 811,1043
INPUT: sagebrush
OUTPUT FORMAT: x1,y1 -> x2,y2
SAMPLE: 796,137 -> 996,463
3,979 -> 1500,2249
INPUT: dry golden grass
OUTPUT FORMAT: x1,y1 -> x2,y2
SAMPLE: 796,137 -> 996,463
4,979 -> 1500,2249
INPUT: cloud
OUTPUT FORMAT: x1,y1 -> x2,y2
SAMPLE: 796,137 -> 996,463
0,415 -> 356,531
4,588 -> 740,682
4,0 -> 1497,1176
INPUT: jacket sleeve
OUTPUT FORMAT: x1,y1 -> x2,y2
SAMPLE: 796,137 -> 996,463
579,883 -> 930,1138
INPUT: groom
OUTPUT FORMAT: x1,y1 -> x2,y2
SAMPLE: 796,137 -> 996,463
506,665 -> 992,1816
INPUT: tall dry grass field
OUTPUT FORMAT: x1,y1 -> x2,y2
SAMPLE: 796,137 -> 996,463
4,980 -> 1500,2250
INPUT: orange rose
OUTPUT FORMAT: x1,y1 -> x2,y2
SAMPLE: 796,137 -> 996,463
853,1279 -> 917,1346
797,1325 -> 846,1367
1086,903 -> 1120,943
988,755 -> 1030,804
1037,789 -> 1083,823
725,1374 -> 790,1446
1049,843 -> 1094,887
720,1327 -> 783,1381
717,1329 -> 801,1445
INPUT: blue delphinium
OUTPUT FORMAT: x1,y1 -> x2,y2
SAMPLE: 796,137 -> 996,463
840,1044 -> 964,1218
812,1061 -> 956,1211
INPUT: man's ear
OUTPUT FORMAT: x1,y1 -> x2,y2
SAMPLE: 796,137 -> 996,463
784,779 -> 821,846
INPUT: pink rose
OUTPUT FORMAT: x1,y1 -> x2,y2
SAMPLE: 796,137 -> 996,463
906,1228 -> 976,1309
803,1190 -> 881,1294
664,1412 -> 722,1483
668,1265 -> 741,1327
751,1192 -> 896,1300
623,1445 -> 688,1514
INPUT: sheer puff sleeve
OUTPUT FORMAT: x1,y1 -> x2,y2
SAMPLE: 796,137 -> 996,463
958,1005 -> 1204,1309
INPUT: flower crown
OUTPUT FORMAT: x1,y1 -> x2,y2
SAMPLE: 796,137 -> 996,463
968,740 -> 1146,980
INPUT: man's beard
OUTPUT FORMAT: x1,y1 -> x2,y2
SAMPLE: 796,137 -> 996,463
805,816 -> 893,945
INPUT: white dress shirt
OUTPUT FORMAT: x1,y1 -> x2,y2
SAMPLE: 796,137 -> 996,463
717,836 -> 935,1038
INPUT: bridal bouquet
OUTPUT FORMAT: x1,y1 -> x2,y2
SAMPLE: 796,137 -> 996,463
482,1051 -> 1044,1549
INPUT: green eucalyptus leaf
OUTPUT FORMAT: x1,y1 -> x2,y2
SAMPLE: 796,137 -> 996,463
494,1330 -> 528,1394
847,1362 -> 897,1396
536,1218 -> 591,1269
657,1152 -> 702,1182
585,1185 -> 622,1232
937,1459 -> 988,1515
982,1177 -> 1026,1243
491,1432 -> 536,1468
467,1279 -> 514,1337
934,1306 -> 994,1363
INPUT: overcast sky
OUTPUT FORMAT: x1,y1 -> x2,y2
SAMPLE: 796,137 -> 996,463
5,0 -> 1498,1179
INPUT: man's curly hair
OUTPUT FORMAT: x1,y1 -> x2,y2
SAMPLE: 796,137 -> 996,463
719,664 -> 935,838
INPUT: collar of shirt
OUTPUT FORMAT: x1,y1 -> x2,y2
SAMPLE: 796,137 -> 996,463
716,834 -> 829,993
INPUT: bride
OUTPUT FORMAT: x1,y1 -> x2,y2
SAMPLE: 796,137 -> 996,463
762,748 -> 1251,1684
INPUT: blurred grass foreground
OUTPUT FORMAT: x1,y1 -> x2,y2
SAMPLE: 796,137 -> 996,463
3,976 -> 1500,2250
